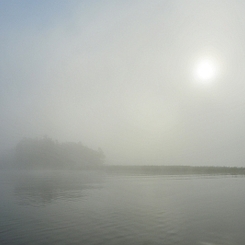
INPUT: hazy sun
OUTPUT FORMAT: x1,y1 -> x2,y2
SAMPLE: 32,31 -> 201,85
194,58 -> 217,83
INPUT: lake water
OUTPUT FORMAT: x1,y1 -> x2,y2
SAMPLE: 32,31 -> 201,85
0,170 -> 245,245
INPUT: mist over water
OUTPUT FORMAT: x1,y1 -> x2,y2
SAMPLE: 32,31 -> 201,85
1,1 -> 245,244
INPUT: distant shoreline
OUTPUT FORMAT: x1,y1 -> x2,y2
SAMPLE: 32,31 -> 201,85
104,165 -> 245,176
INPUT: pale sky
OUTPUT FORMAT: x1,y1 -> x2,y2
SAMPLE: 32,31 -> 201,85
1,0 -> 245,166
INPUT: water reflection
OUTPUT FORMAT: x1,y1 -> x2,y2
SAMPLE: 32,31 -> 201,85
4,173 -> 245,245
14,171 -> 104,206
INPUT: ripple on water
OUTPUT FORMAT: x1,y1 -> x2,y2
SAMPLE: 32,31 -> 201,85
1,172 -> 245,245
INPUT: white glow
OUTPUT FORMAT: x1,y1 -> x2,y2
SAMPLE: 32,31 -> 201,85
194,58 -> 217,83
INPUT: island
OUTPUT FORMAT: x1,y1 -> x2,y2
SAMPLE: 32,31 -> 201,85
12,137 -> 105,170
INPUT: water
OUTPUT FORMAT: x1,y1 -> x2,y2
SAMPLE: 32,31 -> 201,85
0,170 -> 245,245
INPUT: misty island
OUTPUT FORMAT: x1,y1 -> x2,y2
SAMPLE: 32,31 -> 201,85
12,137 -> 105,170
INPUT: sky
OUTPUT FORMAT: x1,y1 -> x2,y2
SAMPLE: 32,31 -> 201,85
1,0 -> 245,166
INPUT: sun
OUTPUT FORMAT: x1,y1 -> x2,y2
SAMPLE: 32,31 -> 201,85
194,58 -> 217,83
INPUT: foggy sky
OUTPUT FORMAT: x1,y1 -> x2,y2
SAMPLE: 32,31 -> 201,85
1,0 -> 245,166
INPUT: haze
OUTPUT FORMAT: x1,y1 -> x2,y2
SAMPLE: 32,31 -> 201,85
1,0 -> 245,166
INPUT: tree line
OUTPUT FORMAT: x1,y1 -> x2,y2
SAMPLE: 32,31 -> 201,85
105,165 -> 245,176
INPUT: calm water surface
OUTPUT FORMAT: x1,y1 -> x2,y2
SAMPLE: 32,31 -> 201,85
0,170 -> 245,245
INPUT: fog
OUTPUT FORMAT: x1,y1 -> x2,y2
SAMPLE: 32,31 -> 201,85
1,0 -> 245,166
